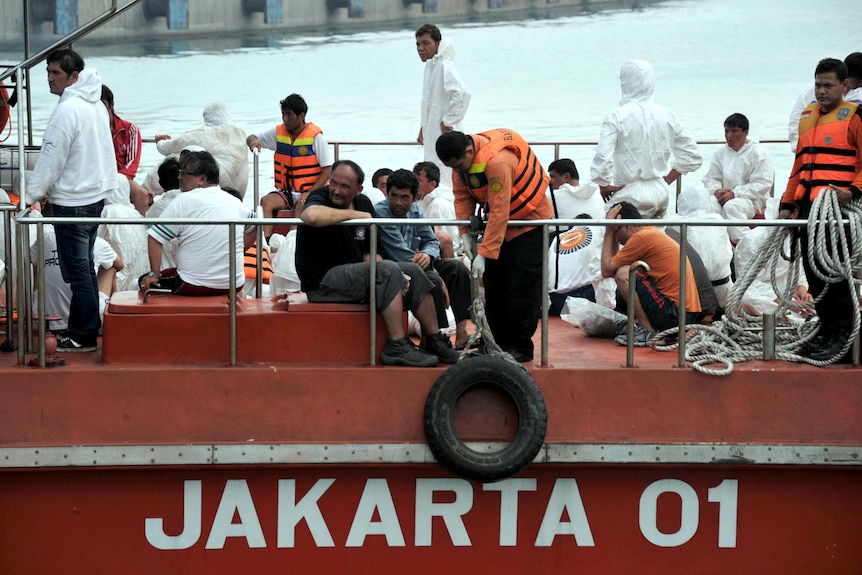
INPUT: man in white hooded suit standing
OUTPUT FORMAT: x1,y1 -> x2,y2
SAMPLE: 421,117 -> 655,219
591,59 -> 702,218
415,23 -> 471,190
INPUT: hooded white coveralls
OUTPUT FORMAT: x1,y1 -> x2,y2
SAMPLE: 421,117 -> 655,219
590,60 -> 702,219
156,102 -> 249,197
420,37 -> 471,189
702,139 -> 774,244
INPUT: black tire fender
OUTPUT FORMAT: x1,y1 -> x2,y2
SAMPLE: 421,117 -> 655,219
423,355 -> 548,482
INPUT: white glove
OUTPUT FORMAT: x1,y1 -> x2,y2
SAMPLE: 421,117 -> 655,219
460,234 -> 475,260
472,255 -> 486,280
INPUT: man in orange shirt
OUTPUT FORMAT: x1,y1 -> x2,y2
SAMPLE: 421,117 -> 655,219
436,129 -> 553,362
601,201 -> 701,347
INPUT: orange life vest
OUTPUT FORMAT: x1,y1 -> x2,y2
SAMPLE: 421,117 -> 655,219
792,101 -> 860,202
243,243 -> 273,283
458,128 -> 550,220
274,122 -> 323,193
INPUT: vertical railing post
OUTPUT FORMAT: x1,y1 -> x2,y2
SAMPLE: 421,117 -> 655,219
228,223 -> 237,366
677,223 -> 688,367
368,222 -> 378,366
625,260 -> 650,368
540,222 -> 549,367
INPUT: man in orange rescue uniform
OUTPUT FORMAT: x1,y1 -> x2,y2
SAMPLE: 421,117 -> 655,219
246,93 -> 332,239
436,129 -> 553,363
779,57 -> 862,362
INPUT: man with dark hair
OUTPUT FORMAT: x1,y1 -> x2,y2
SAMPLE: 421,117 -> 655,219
780,57 -> 862,362
702,112 -> 774,245
246,93 -> 332,238
415,23 -> 470,189
141,151 -> 255,296
101,84 -> 148,214
25,48 -> 118,352
413,160 -> 460,257
375,169 -> 471,350
296,160 -> 460,367
546,158 -> 605,315
365,167 -> 392,204
788,52 -> 862,152
601,202 -> 701,347
437,128 -> 553,362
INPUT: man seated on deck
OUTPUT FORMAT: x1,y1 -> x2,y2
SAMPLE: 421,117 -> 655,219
412,161 -> 461,258
374,168 -> 471,349
702,113 -> 774,245
246,93 -> 332,239
601,201 -> 701,347
295,160 -> 461,367
139,151 -> 256,296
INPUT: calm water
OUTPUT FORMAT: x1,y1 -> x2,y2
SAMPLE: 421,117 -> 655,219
6,0 -> 860,205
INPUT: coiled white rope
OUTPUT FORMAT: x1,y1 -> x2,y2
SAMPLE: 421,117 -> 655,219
654,188 -> 862,376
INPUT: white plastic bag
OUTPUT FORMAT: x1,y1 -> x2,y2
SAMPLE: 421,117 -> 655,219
561,297 -> 627,338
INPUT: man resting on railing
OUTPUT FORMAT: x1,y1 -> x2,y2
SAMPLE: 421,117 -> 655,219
296,160 -> 460,368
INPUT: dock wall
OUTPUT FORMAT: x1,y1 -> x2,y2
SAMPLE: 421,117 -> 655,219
1,0 -> 646,50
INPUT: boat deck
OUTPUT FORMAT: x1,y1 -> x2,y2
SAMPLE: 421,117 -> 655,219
1,306 -> 858,451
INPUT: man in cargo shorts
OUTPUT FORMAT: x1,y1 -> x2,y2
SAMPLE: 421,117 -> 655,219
601,201 -> 701,347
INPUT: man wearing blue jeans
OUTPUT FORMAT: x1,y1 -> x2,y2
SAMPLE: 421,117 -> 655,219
25,49 -> 118,352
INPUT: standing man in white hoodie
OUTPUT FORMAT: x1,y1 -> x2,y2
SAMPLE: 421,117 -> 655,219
415,23 -> 471,190
590,59 -> 702,219
25,49 -> 118,352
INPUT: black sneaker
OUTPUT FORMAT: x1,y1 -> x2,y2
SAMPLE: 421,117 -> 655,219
381,336 -> 439,367
56,336 -> 97,353
809,333 -> 852,363
421,332 -> 462,364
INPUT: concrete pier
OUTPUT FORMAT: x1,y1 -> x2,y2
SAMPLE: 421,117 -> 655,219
0,0 -> 651,51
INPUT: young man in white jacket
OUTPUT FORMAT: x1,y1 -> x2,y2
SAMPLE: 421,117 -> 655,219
415,24 -> 471,190
25,49 -> 118,352
702,113 -> 774,245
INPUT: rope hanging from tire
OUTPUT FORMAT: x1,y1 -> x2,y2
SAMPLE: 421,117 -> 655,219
423,219 -> 548,482
653,188 -> 862,376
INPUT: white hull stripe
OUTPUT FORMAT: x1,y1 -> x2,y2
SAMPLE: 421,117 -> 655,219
0,443 -> 860,469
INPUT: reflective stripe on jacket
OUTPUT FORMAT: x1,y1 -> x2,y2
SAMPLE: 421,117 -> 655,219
274,123 -> 323,193
244,243 -> 273,283
792,102 -> 860,202
459,128 -> 550,220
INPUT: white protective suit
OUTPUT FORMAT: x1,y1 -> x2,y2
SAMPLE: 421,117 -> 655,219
590,60 -> 702,219
99,177 -> 149,292
420,37 -> 471,189
418,185 -> 462,255
25,68 -> 117,207
702,138 -> 774,244
675,184 -> 734,307
788,86 -> 862,152
733,225 -> 808,319
546,182 -> 610,307
156,102 -> 249,197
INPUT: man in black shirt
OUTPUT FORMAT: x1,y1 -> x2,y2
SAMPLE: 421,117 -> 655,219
296,160 -> 460,367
